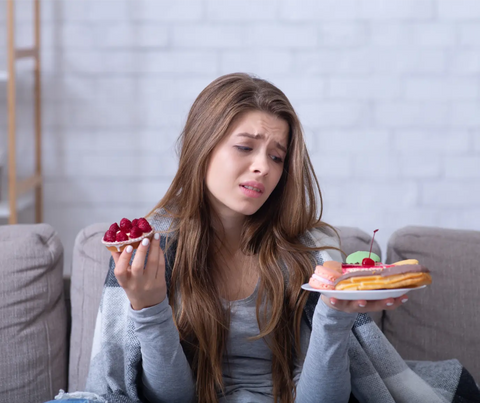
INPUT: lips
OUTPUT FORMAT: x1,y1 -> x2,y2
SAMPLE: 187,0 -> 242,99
239,181 -> 265,194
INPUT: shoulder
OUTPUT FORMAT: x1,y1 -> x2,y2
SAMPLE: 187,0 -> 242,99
147,208 -> 178,237
306,225 -> 340,248
304,226 -> 343,263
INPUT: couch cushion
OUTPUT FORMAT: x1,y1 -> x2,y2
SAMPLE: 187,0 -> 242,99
68,223 -> 111,391
385,226 -> 480,383
0,223 -> 67,403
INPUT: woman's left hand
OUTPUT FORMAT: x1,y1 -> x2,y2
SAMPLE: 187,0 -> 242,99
320,294 -> 408,313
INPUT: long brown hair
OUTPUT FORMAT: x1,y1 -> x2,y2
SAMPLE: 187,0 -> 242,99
147,73 -> 336,403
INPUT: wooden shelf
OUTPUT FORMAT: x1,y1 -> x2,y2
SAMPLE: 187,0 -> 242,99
0,194 -> 34,218
4,0 -> 43,224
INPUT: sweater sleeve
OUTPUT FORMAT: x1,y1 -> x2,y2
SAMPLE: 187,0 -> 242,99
128,298 -> 196,403
293,298 -> 357,403
292,227 -> 355,402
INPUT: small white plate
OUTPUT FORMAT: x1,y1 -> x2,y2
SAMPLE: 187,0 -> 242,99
300,284 -> 427,300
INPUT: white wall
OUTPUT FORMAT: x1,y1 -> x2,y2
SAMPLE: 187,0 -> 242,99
1,0 -> 480,274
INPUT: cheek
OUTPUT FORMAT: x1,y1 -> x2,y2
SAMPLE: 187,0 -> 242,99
214,149 -> 243,175
206,150 -> 237,191
270,165 -> 284,187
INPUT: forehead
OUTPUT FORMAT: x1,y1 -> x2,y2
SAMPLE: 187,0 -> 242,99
228,110 -> 289,143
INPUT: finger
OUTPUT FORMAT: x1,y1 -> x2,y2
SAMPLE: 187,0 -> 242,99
131,237 -> 151,277
385,295 -> 409,310
111,251 -> 121,266
145,233 -> 160,278
383,298 -> 395,309
353,299 -> 385,313
154,234 -> 166,280
327,297 -> 351,312
357,299 -> 367,308
114,245 -> 134,283
320,294 -> 338,310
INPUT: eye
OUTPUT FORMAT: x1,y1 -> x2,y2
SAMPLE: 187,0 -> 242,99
234,145 -> 283,163
234,145 -> 252,152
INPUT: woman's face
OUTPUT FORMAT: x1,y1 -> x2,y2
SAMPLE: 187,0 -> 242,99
205,110 -> 289,220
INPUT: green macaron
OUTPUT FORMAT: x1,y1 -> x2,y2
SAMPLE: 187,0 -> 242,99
346,251 -> 381,264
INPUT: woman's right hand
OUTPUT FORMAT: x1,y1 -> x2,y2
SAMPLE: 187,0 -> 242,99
111,232 -> 167,311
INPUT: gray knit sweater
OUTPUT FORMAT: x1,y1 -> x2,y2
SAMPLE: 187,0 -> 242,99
130,257 -> 356,402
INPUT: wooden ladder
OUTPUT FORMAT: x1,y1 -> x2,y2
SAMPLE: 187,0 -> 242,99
4,0 -> 43,224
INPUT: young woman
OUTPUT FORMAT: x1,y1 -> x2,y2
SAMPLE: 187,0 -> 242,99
48,73 -> 415,403
48,72 -> 480,403
79,72 -> 407,403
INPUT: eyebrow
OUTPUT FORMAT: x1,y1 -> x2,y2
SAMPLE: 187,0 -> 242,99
236,132 -> 288,154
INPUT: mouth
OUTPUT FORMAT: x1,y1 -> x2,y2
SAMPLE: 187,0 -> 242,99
239,181 -> 265,194
241,185 -> 262,193
239,182 -> 265,199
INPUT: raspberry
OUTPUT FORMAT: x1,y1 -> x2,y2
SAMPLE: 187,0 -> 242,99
116,231 -> 128,242
120,218 -> 132,233
137,218 -> 152,233
129,226 -> 143,239
131,218 -> 139,227
103,230 -> 117,242
109,222 -> 120,233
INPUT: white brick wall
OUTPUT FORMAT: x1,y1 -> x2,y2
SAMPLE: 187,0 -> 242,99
1,0 -> 480,274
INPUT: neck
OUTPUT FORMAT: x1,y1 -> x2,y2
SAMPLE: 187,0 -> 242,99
211,211 -> 245,256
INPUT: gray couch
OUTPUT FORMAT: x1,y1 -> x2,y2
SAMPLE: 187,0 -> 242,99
1,223 -> 479,403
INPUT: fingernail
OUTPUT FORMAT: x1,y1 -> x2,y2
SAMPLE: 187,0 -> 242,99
359,303 -> 366,307
154,232 -> 160,240
142,238 -> 150,246
330,299 -> 336,305
401,298 -> 408,303
386,302 -> 394,306
126,245 -> 133,253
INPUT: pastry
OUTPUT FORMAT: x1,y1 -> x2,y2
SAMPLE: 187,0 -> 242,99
307,229 -> 432,292
340,229 -> 389,274
334,263 -> 432,291
335,230 -> 431,290
322,260 -> 342,274
309,264 -> 342,290
101,217 -> 154,252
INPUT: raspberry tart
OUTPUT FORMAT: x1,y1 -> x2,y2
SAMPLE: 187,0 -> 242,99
101,217 -> 154,252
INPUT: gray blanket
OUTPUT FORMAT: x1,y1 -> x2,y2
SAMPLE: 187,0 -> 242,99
68,224 -> 480,403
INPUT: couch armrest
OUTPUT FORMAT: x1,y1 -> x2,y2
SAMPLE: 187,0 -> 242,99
0,223 -> 67,403
385,226 -> 480,383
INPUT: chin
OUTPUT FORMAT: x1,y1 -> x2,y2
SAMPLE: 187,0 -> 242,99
213,195 -> 267,218
235,203 -> 264,216
218,201 -> 259,217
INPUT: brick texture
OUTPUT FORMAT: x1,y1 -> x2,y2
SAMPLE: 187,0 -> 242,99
1,0 -> 479,273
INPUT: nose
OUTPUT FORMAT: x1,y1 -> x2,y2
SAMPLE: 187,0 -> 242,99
251,152 -> 270,176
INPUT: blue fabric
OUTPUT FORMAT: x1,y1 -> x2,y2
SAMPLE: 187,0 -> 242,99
44,400 -> 98,403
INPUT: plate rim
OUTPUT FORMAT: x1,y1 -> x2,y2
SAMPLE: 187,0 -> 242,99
300,284 -> 427,300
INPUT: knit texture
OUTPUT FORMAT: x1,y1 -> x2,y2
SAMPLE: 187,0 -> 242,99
80,215 -> 480,402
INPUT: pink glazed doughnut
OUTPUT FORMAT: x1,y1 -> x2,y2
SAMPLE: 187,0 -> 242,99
309,265 -> 342,290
